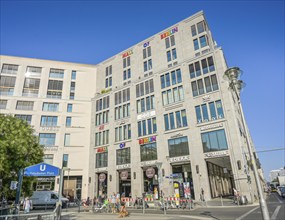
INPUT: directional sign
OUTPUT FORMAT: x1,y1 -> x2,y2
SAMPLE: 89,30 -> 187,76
24,162 -> 60,177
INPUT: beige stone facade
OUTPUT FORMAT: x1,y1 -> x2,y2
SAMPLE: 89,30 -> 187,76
0,11 -> 264,202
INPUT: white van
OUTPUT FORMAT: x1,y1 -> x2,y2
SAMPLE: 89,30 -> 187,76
30,191 -> 69,209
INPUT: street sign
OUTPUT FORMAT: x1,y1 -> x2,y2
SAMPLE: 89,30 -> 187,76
10,181 -> 18,190
24,162 -> 60,176
170,173 -> 179,177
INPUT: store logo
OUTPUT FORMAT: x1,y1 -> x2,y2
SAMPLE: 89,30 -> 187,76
138,136 -> 156,145
99,173 -> 106,182
119,143 -> 126,149
122,50 -> 133,58
146,167 -> 155,178
97,146 -> 108,153
143,42 -> 149,48
160,27 -> 178,39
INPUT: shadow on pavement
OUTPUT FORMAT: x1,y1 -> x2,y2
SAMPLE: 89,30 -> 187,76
200,211 -> 221,220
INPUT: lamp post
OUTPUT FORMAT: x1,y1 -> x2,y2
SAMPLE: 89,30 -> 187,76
224,67 -> 270,220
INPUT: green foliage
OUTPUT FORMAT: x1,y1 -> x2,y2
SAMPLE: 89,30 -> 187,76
0,115 -> 44,199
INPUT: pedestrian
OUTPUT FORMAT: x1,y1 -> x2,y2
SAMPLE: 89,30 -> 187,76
111,192 -> 116,213
233,188 -> 239,204
23,197 -> 32,213
118,201 -> 129,218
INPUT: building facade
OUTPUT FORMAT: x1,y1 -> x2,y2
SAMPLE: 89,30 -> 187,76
0,11 -> 264,202
0,56 -> 97,200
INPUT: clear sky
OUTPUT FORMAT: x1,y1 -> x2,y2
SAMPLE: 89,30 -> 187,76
1,0 -> 284,180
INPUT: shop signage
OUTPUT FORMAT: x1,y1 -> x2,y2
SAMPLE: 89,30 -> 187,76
117,164 -> 131,170
161,26 -> 178,39
200,123 -> 223,131
143,42 -> 150,48
99,173 -> 106,182
119,143 -> 126,149
99,125 -> 104,131
204,150 -> 229,158
137,110 -> 155,120
122,50 -> 133,58
169,155 -> 190,163
146,167 -> 155,178
138,136 -> 156,145
170,133 -> 183,139
120,170 -> 129,180
40,126 -> 59,132
43,146 -> 58,152
97,146 -> 108,153
141,160 -> 157,167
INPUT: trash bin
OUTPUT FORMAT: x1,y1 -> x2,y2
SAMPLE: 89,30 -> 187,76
240,196 -> 248,205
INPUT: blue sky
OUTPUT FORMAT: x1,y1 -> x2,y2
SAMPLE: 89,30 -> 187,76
1,0 -> 284,180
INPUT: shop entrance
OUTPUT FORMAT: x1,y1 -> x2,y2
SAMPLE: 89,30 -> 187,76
63,176 -> 82,201
97,172 -> 108,197
206,156 -> 233,198
118,170 -> 131,197
143,166 -> 160,199
171,163 -> 195,199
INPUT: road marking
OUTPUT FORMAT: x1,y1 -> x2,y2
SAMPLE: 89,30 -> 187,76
273,194 -> 283,204
179,216 -> 213,220
235,206 -> 259,220
271,205 -> 281,220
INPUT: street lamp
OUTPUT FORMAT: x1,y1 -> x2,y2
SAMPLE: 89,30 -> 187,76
224,67 -> 270,220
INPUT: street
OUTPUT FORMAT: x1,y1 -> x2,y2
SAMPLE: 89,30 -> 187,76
60,193 -> 285,220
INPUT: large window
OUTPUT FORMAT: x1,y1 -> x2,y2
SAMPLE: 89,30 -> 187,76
96,96 -> 110,111
0,76 -> 16,95
137,117 -> 157,137
164,109 -> 188,131
71,70 -> 77,80
195,100 -> 224,123
26,66 -> 42,77
136,79 -> 154,98
47,80 -> 63,99
39,133 -> 56,146
0,100 -> 7,109
191,74 -> 218,97
64,134 -> 70,146
95,130 -> 109,146
66,117 -> 72,127
105,65 -> 112,88
123,56 -> 131,80
70,82 -> 75,100
160,69 -> 182,89
115,124 -> 131,142
1,64 -> 18,75
140,143 -> 157,161
116,148 -> 131,165
193,35 -> 208,50
137,95 -> 155,113
165,35 -> 175,49
189,56 -> 215,79
115,104 -> 130,120
96,152 -> 108,168
143,46 -> 152,59
62,154 -> 69,167
168,136 -> 189,158
166,48 -> 177,62
114,88 -> 130,105
15,114 -> 32,124
96,110 -> 109,125
16,101 -> 34,110
201,129 -> 228,152
22,78 -> 40,97
162,86 -> 184,105
40,116 -> 58,126
49,69 -> 64,78
43,154 -> 54,165
42,102 -> 59,112
67,104 -> 73,112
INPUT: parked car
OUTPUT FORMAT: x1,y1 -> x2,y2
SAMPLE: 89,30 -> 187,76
277,186 -> 285,198
30,191 -> 69,209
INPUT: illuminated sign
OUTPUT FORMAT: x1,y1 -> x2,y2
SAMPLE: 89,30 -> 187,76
160,27 -> 178,39
97,146 -> 108,153
138,136 -> 156,145
122,50 -> 133,58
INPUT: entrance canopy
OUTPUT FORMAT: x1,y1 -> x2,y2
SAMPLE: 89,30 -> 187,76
24,162 -> 60,177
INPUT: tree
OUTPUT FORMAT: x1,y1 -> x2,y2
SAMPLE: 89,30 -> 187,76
0,115 -> 44,199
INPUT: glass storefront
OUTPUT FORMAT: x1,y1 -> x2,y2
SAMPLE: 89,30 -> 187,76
171,164 -> 195,199
143,167 -> 160,199
118,170 -> 131,197
97,172 -> 108,197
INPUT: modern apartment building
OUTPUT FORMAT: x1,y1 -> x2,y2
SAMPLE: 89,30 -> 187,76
0,11 -> 264,202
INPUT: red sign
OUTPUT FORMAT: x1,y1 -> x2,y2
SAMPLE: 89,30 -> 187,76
120,171 -> 129,180
138,136 -> 156,145
97,146 -> 107,153
122,50 -> 133,58
99,125 -> 104,130
146,167 -> 155,178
